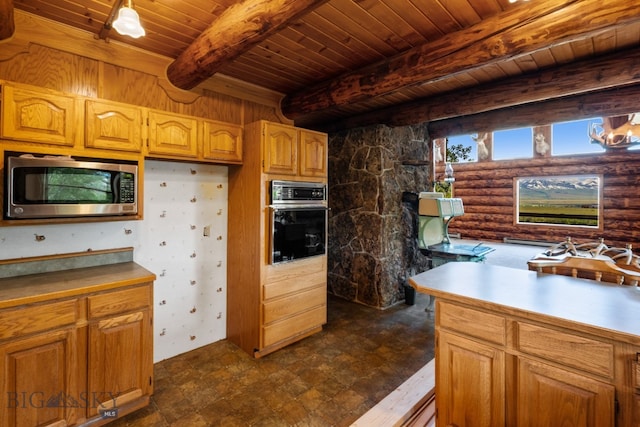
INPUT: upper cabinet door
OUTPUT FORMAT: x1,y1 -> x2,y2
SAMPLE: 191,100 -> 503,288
299,129 -> 327,178
263,122 -> 298,175
1,83 -> 77,146
85,100 -> 143,152
202,120 -> 242,163
147,110 -> 198,158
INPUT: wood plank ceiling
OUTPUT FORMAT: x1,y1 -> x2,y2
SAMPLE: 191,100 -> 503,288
5,0 -> 640,133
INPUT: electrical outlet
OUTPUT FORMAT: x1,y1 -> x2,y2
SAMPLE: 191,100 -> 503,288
203,225 -> 211,237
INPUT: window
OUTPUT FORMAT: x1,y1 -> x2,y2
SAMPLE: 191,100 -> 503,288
515,175 -> 601,228
493,127 -> 533,160
447,134 -> 476,162
552,118 -> 604,156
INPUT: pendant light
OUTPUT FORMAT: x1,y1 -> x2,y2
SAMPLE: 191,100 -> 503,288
112,0 -> 145,39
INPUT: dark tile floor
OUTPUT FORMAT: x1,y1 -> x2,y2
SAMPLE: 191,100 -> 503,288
110,293 -> 435,427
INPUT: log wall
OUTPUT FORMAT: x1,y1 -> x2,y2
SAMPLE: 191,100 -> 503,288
442,151 -> 640,249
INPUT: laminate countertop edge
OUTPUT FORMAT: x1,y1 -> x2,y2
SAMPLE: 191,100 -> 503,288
409,262 -> 640,345
0,262 -> 156,309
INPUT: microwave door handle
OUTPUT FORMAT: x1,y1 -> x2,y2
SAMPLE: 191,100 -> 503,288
112,173 -> 121,203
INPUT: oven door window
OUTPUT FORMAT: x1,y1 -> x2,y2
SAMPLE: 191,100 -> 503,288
271,207 -> 327,264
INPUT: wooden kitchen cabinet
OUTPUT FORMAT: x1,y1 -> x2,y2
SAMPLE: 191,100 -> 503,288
411,263 -> 640,427
85,99 -> 144,152
0,326 -> 79,427
261,257 -> 327,350
202,119 -> 242,163
0,80 -> 243,166
0,258 -> 155,427
435,300 -> 618,427
147,110 -> 199,158
262,122 -> 328,177
87,285 -> 153,419
516,357 -> 614,426
0,298 -> 81,426
227,120 -> 328,358
148,113 -> 243,163
437,331 -> 505,426
263,121 -> 298,175
1,82 -> 78,147
299,129 -> 327,178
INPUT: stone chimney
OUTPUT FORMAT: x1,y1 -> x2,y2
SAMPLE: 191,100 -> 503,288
327,123 -> 432,308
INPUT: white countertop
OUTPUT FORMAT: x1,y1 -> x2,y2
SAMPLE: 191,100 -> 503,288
409,262 -> 640,343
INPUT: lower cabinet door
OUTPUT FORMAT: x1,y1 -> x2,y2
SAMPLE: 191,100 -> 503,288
87,309 -> 152,418
0,328 -> 79,427
516,357 -> 615,426
437,331 -> 505,427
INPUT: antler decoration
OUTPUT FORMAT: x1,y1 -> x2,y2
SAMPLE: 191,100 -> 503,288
590,113 -> 639,149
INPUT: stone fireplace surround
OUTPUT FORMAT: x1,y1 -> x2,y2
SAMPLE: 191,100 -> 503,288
327,123 -> 432,309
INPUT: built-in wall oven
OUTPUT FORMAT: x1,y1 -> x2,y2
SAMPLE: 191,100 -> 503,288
269,180 -> 328,264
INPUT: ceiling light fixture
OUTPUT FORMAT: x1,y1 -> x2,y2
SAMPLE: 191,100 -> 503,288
112,0 -> 145,39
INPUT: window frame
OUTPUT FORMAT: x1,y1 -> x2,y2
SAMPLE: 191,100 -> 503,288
513,174 -> 603,231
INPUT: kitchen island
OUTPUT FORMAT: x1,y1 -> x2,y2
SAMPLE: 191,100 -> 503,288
409,262 -> 640,427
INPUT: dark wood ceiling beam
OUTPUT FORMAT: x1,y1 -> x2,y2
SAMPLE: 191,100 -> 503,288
281,0 -> 640,119
0,0 -> 15,40
316,46 -> 640,133
167,0 -> 328,90
427,84 -> 640,139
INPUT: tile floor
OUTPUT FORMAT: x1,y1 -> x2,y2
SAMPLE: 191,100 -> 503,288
110,241 -> 541,427
110,294 -> 436,427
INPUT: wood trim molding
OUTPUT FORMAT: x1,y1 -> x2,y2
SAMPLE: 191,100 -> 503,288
0,10 -> 285,109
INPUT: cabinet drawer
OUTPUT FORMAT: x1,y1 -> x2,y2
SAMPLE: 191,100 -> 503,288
437,301 -> 506,345
263,305 -> 326,347
263,286 -> 326,324
263,269 -> 326,300
88,285 -> 151,319
516,322 -> 614,378
0,299 -> 78,340
264,256 -> 325,282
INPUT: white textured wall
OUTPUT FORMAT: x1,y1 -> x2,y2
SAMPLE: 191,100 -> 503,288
138,160 -> 228,362
0,160 -> 228,362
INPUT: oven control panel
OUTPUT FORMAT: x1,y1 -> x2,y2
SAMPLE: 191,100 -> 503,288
271,180 -> 326,203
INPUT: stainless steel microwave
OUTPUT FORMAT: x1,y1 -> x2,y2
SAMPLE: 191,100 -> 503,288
4,154 -> 138,219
